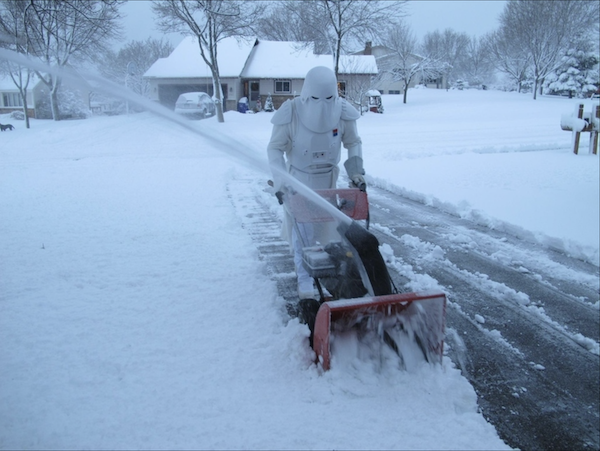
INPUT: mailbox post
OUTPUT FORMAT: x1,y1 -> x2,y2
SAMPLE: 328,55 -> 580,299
560,104 -> 599,155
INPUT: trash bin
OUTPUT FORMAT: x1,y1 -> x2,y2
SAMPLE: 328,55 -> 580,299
238,97 -> 248,113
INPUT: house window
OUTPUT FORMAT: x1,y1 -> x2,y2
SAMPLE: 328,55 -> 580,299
388,90 -> 401,95
2,92 -> 23,107
274,80 -> 291,94
337,81 -> 346,97
423,77 -> 441,85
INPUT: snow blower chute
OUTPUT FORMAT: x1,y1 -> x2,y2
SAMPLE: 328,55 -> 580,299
285,188 -> 446,371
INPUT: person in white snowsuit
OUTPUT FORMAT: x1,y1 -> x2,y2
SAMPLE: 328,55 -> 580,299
267,66 -> 366,299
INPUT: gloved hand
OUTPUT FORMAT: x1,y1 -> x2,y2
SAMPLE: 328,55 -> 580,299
350,174 -> 367,192
344,156 -> 366,192
267,180 -> 286,205
275,190 -> 285,205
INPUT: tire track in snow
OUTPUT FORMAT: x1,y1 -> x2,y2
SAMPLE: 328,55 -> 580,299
367,185 -> 599,451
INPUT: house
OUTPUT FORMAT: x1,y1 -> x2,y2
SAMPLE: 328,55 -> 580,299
1,72 -> 92,119
354,42 -> 446,94
144,36 -> 256,112
0,73 -> 40,117
239,40 -> 378,110
143,37 -> 378,112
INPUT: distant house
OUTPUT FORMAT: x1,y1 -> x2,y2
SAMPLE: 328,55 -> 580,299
240,40 -> 378,110
354,42 -> 446,94
0,74 -> 41,117
144,36 -> 256,112
144,37 -> 378,112
1,72 -> 92,119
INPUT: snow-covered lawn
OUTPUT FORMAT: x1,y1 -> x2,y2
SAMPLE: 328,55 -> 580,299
1,88 -> 597,449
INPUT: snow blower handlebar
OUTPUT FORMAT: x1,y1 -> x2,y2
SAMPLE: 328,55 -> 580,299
267,179 -> 287,205
345,156 -> 367,192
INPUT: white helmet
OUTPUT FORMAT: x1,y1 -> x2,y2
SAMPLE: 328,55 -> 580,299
296,66 -> 342,133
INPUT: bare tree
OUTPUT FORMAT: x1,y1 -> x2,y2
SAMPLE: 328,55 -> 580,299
281,0 -> 407,77
20,0 -> 123,120
380,22 -> 439,103
337,55 -> 377,113
153,0 -> 265,123
461,36 -> 495,88
0,0 -> 33,128
482,28 -> 531,92
499,0 -> 597,99
256,2 -> 317,43
95,37 -> 173,98
421,28 -> 470,88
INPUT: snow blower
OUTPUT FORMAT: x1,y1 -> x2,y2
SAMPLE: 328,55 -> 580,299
285,187 -> 446,371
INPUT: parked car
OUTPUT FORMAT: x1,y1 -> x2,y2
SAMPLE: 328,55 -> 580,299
174,92 -> 215,119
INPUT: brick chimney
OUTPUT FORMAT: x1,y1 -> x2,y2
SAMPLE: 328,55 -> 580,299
364,41 -> 372,55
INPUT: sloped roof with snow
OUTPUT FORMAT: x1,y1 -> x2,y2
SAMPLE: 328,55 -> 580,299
0,73 -> 41,90
338,55 -> 378,75
242,41 -> 329,78
241,40 -> 377,78
144,36 -> 257,78
144,37 -> 377,80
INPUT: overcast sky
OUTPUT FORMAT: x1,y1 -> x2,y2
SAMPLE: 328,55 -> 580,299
119,0 -> 507,48
407,0 -> 506,38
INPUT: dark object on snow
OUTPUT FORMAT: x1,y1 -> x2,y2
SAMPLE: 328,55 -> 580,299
0,123 -> 15,131
298,298 -> 320,347
237,97 -> 248,114
275,191 -> 284,205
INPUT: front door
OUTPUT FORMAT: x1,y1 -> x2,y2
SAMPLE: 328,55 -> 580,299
249,80 -> 260,109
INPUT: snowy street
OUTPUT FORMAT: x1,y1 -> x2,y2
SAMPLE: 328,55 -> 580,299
349,184 -> 599,450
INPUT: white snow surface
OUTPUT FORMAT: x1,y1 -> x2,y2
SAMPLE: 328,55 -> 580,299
1,88 -> 598,450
